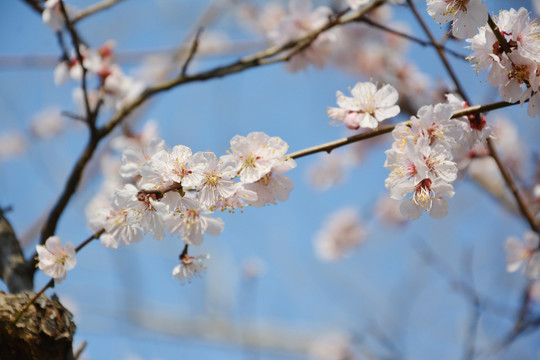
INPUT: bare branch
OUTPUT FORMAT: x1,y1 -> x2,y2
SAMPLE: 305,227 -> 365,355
181,27 -> 203,77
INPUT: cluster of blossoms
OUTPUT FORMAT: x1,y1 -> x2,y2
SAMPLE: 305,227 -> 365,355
53,40 -> 145,112
81,131 -> 295,283
384,94 -> 491,220
466,7 -> 540,117
37,130 -> 295,283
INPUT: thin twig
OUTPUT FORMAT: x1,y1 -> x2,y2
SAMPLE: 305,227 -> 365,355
181,27 -> 203,77
487,139 -> 538,233
406,0 -> 470,104
289,125 -> 394,160
358,15 -> 468,61
58,0 -> 92,123
74,341 -> 87,359
72,0 -> 125,24
14,229 -> 104,324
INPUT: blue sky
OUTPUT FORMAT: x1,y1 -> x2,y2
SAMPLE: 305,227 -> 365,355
1,0 -> 539,359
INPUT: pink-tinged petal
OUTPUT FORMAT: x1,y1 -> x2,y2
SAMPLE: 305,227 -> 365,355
344,112 -> 360,130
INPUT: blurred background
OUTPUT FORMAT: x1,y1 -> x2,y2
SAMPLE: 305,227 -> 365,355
1,0 -> 539,359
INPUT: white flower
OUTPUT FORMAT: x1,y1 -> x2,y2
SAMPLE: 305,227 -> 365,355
427,0 -> 488,39
505,231 -> 540,279
118,184 -> 169,240
191,151 -> 237,208
142,145 -> 204,188
172,254 -> 210,284
314,208 -> 366,262
328,82 -> 400,130
119,138 -> 166,179
245,171 -> 295,207
36,236 -> 76,283
221,132 -> 293,184
166,198 -> 224,246
398,178 -> 455,220
42,0 -> 73,32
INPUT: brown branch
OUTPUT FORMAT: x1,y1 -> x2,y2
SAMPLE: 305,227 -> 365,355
71,0 -> 126,24
406,0 -> 470,104
289,124 -> 394,160
181,27 -> 203,77
487,15 -> 512,55
487,139 -> 538,233
358,15 -> 468,61
99,0 -> 387,137
59,0 -> 93,124
20,0 -> 43,14
138,182 -> 183,201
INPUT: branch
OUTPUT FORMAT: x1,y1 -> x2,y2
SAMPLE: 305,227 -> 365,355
59,0 -> 93,126
71,0 -> 126,24
181,27 -> 203,77
487,139 -> 538,233
0,208 -> 33,293
406,0 -> 470,104
358,15 -> 468,61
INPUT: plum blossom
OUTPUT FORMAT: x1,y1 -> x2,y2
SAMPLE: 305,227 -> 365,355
118,184 -> 169,240
384,136 -> 457,220
245,164 -> 296,207
505,231 -> 540,279
467,8 -> 540,117
120,138 -> 166,179
314,208 -> 366,261
173,254 -> 210,284
166,198 -> 224,246
426,0 -> 488,39
191,152 -> 236,208
221,132 -> 292,184
36,236 -> 76,283
328,81 -> 400,130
